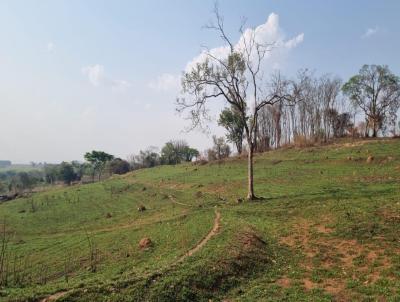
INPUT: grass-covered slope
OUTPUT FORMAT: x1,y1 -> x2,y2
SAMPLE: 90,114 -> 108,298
0,139 -> 399,301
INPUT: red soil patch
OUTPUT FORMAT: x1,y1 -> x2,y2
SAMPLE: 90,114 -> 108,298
315,224 -> 334,234
139,237 -> 152,249
303,278 -> 316,290
278,217 -> 396,299
276,277 -> 291,288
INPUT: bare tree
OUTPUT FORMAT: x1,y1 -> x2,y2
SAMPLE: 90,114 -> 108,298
177,5 -> 299,199
320,75 -> 342,141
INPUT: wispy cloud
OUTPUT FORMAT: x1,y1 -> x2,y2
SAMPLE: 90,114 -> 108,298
149,13 -> 304,93
362,27 -> 379,39
81,64 -> 105,86
81,64 -> 130,91
111,80 -> 131,92
47,41 -> 55,52
185,13 -> 304,72
148,73 -> 181,92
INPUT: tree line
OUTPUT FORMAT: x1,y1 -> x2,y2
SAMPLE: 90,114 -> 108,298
217,66 -> 400,154
0,140 -> 201,197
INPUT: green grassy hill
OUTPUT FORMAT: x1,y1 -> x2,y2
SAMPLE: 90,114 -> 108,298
0,139 -> 399,301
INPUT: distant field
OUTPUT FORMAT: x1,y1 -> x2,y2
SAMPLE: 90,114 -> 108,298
0,139 -> 399,301
0,164 -> 42,173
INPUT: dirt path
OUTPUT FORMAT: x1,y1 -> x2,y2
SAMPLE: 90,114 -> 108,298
168,194 -> 222,261
167,194 -> 194,207
40,291 -> 70,302
176,209 -> 221,263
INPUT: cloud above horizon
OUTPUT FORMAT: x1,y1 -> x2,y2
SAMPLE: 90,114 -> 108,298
185,13 -> 304,72
81,64 -> 131,91
82,64 -> 105,86
47,41 -> 55,52
362,27 -> 379,39
148,73 -> 181,92
149,13 -> 304,93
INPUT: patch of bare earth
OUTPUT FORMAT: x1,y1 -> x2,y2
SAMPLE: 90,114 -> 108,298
40,291 -> 70,302
276,277 -> 291,288
277,218 -> 395,299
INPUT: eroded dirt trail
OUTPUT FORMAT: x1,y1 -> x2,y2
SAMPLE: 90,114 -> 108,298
176,209 -> 221,263
168,194 -> 194,207
40,291 -> 70,302
167,194 -> 222,262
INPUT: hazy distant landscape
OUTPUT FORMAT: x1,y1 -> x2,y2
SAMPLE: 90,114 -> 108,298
1,1 -> 399,301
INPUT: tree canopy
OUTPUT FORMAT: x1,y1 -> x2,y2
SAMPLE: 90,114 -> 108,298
84,150 -> 114,181
342,65 -> 400,137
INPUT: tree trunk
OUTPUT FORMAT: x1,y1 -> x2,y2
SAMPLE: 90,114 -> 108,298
236,139 -> 243,154
246,142 -> 255,200
372,126 -> 377,138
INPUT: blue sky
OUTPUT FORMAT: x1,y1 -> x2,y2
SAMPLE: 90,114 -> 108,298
1,0 -> 399,163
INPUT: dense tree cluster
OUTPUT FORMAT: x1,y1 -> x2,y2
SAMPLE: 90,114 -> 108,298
128,141 -> 200,169
161,140 -> 200,164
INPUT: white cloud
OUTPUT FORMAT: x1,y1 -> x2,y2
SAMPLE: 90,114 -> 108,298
362,27 -> 379,39
47,41 -> 55,52
148,73 -> 181,92
112,80 -> 131,92
81,64 -> 105,86
148,13 -> 303,96
284,33 -> 304,49
185,13 -> 304,72
81,64 -> 130,91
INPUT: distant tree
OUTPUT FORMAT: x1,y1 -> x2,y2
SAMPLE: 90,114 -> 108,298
18,172 -> 32,190
84,151 -> 114,181
130,147 -> 160,169
356,121 -> 367,138
218,106 -> 246,154
0,181 -> 6,194
211,136 -> 231,160
8,172 -> 36,193
141,149 -> 160,168
327,109 -> 353,138
343,65 -> 400,137
44,164 -> 59,184
70,161 -> 85,181
206,148 -> 218,161
107,158 -> 130,175
160,140 -> 200,164
183,147 -> 200,162
59,162 -> 77,185
160,142 -> 181,165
